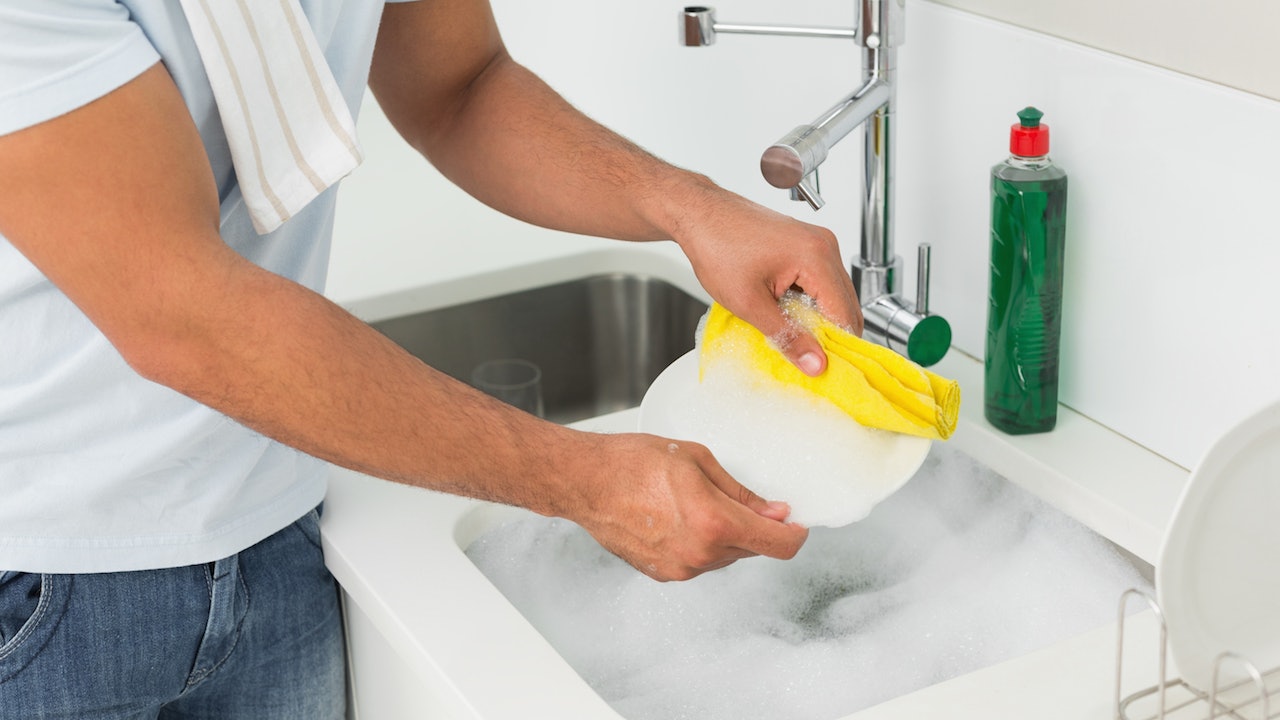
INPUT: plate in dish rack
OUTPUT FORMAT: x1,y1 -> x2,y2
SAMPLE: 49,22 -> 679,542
1156,398 -> 1280,692
638,350 -> 931,529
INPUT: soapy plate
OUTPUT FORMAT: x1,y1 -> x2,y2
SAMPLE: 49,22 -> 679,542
1156,399 -> 1280,692
638,350 -> 931,528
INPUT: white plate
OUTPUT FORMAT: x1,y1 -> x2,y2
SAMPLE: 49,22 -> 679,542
638,350 -> 930,528
1156,399 -> 1280,691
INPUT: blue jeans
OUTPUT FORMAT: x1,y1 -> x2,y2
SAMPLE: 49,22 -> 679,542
0,508 -> 346,719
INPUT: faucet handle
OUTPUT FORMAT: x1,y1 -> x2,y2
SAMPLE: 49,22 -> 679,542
915,243 -> 932,315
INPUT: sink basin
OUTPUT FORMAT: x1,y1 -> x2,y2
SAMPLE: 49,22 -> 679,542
370,273 -> 708,424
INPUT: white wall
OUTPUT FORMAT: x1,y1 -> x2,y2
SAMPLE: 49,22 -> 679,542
331,0 -> 1280,471
928,0 -> 1280,102
892,2 -> 1280,470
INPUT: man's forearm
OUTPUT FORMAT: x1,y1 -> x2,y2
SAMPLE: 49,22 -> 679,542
425,57 -> 707,242
370,10 -> 706,247
143,249 -> 608,521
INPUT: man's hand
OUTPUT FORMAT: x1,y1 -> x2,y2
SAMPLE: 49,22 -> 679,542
559,434 -> 808,581
665,180 -> 863,376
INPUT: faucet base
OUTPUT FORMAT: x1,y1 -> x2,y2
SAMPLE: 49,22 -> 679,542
850,257 -> 899,305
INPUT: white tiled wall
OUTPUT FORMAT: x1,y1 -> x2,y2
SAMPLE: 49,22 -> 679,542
331,0 -> 1280,471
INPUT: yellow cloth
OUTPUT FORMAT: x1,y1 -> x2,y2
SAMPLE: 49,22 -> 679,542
699,295 -> 960,440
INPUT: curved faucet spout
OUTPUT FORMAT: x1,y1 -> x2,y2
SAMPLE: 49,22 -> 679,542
759,78 -> 891,194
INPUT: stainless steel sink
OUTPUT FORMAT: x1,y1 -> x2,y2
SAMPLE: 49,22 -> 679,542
370,274 -> 708,424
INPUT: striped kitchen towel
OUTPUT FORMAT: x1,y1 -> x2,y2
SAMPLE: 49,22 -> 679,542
179,0 -> 362,234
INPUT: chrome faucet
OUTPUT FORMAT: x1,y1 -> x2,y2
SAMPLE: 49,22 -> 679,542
680,2 -> 951,367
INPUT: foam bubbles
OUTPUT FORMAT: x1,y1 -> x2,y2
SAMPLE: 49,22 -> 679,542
692,359 -> 930,527
466,443 -> 1151,720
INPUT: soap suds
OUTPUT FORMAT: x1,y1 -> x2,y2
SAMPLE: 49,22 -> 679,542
466,443 -> 1151,720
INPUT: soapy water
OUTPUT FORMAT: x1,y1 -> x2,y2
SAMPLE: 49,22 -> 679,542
466,443 -> 1152,720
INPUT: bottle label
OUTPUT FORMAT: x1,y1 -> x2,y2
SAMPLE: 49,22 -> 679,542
984,174 -> 1067,434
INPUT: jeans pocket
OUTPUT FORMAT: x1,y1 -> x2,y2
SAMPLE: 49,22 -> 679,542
0,573 -> 71,683
294,507 -> 324,551
0,572 -> 42,651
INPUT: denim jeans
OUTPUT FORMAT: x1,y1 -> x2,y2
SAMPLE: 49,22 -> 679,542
0,508 -> 346,719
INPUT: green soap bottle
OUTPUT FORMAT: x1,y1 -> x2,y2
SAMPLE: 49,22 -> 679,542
985,107 -> 1068,434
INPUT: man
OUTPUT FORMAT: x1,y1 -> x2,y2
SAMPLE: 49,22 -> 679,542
0,0 -> 861,716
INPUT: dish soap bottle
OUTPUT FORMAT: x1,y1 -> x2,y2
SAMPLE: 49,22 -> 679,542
985,106 -> 1068,434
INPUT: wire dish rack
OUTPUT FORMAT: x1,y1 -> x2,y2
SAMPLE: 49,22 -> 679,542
1116,588 -> 1280,720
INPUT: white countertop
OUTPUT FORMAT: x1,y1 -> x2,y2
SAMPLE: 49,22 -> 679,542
321,237 -> 1191,719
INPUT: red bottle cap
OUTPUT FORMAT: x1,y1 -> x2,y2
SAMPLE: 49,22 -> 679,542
1009,106 -> 1050,157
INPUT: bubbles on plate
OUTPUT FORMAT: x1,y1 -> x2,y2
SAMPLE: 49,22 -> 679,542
691,356 -> 930,527
640,349 -> 930,528
466,443 -> 1152,720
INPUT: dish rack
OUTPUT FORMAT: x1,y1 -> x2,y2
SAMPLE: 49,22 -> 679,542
1116,588 -> 1280,720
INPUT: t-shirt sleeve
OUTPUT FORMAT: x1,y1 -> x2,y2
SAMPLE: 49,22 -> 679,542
0,0 -> 161,137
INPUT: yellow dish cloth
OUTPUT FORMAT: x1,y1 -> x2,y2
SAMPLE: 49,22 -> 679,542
699,294 -> 960,440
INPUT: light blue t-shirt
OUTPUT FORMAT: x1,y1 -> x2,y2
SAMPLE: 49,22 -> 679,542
0,0 -> 401,572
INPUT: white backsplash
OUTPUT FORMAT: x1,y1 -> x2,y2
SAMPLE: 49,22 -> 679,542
331,0 -> 1280,471
895,1 -> 1280,470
